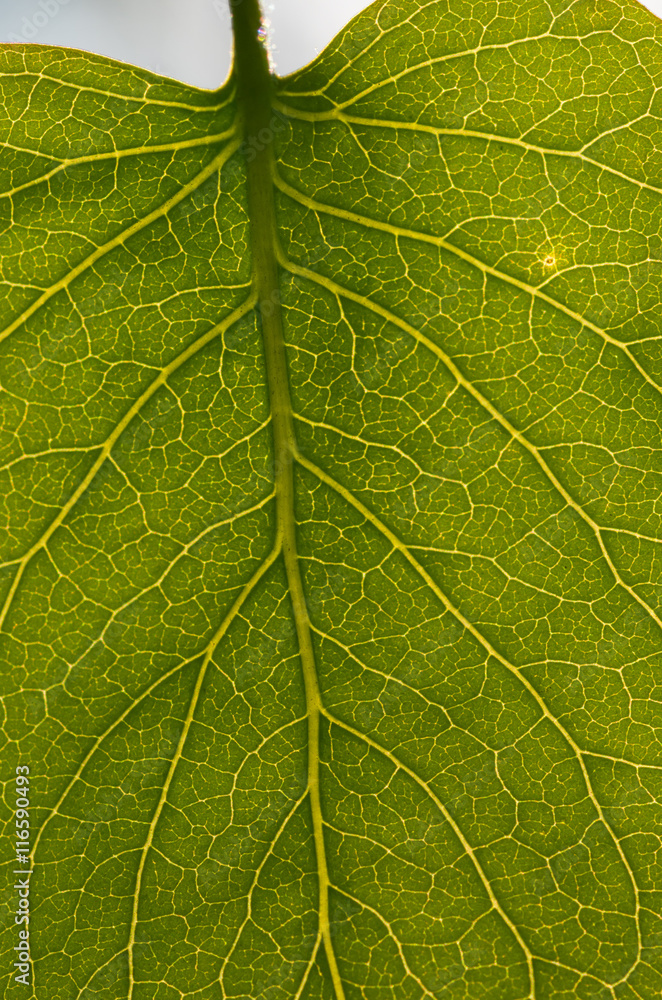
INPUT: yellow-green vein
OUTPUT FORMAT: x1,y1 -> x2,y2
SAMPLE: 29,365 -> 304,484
126,543 -> 281,999
321,708 -> 536,999
277,253 -> 662,643
272,102 -> 662,200
0,129 -> 238,348
218,790 -> 309,997
298,450 -> 642,982
0,292 -> 257,637
0,130 -> 240,203
13,69 -> 235,112
273,174 -> 662,400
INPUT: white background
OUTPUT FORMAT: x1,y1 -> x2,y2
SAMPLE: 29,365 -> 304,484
0,0 -> 374,87
0,0 -> 661,88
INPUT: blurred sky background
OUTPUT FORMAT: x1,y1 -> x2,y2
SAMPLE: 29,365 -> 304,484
0,0 -> 661,90
0,0 -> 374,88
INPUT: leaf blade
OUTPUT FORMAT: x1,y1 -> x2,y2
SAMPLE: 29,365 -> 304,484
2,2 -> 662,998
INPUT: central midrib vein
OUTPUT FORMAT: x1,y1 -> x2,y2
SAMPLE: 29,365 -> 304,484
230,2 -> 345,997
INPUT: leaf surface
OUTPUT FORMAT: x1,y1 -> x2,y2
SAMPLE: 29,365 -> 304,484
1,2 -> 662,998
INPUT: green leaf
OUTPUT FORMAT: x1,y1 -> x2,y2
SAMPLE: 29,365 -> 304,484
2,1 -> 662,997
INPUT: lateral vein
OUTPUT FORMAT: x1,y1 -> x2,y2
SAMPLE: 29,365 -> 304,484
278,253 -> 662,642
273,173 -> 662,402
322,708 -> 537,999
0,294 -> 257,637
272,101 -> 662,199
0,131 -> 239,348
126,545 -> 280,998
0,130 -> 239,202
297,450 -> 642,979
